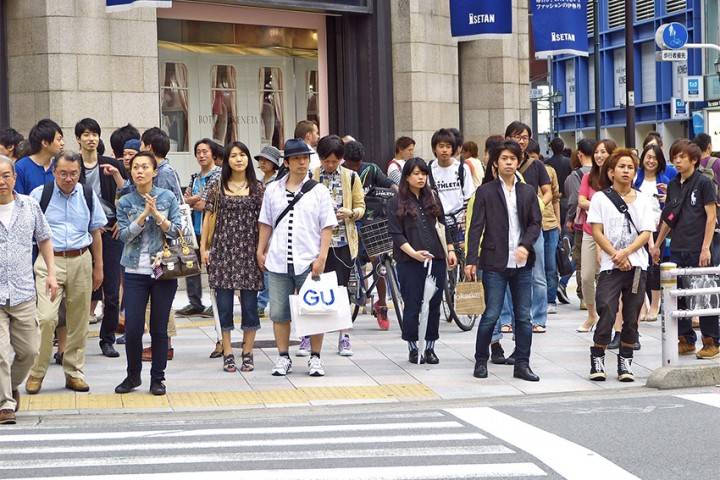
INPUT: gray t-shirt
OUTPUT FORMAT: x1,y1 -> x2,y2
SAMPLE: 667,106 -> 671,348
85,163 -> 102,197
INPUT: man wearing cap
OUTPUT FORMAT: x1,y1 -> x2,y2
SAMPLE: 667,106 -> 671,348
176,138 -> 222,318
255,145 -> 283,318
121,139 -> 140,172
258,138 -> 337,377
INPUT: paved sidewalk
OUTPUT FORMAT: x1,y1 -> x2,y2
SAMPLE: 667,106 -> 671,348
17,283 -> 719,415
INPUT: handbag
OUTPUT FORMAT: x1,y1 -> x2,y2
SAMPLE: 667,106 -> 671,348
556,237 -> 574,277
435,219 -> 450,259
172,172 -> 199,250
152,228 -> 201,280
454,281 -> 485,315
204,182 -> 221,250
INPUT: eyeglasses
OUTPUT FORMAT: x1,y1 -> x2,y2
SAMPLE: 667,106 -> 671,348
512,135 -> 530,142
56,172 -> 80,179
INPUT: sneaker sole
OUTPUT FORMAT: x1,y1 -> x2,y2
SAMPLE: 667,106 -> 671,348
679,350 -> 697,356
589,373 -> 606,381
271,367 -> 292,376
696,351 -> 720,359
296,351 -> 310,357
338,351 -> 354,357
309,370 -> 325,377
618,374 -> 635,382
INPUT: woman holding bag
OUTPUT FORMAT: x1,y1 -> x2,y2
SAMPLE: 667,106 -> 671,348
201,141 -> 265,373
387,158 -> 457,364
115,151 -> 181,396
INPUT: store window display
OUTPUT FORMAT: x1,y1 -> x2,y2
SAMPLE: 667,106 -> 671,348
259,67 -> 284,149
211,65 -> 238,145
161,62 -> 189,152
306,70 -> 319,128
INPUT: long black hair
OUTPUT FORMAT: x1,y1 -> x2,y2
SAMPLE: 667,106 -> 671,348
639,144 -> 667,175
221,141 -> 259,195
397,157 -> 441,220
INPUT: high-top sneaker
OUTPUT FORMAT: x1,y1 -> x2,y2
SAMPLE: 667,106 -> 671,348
589,346 -> 606,381
617,346 -> 635,382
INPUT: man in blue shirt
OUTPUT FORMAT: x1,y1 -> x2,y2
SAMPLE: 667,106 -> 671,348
24,151 -> 107,395
13,119 -> 64,195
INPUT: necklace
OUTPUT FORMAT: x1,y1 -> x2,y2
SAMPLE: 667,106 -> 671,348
230,180 -> 247,192
615,188 -> 633,199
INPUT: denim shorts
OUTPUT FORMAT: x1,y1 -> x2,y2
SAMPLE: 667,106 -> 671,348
268,265 -> 312,323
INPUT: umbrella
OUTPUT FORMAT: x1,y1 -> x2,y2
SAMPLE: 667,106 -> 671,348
417,258 -> 438,364
210,288 -> 223,345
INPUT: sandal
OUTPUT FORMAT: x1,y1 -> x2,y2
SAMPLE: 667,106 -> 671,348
209,341 -> 223,359
532,325 -> 547,333
500,324 -> 513,333
223,354 -> 236,373
241,353 -> 254,372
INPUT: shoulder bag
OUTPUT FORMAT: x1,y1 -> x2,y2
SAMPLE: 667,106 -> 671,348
274,180 -> 318,228
203,181 -> 221,251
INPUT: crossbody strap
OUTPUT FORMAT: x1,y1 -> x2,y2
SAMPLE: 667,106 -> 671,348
274,180 -> 318,228
603,187 -> 639,234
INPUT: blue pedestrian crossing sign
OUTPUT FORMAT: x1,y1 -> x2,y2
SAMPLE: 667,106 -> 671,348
655,23 -> 689,50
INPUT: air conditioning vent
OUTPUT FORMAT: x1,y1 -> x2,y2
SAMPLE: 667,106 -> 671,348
587,0 -> 594,37
636,0 -> 655,21
666,0 -> 687,14
608,0 -> 625,30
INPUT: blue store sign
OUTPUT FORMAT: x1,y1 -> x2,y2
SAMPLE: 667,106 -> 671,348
449,0 -> 512,40
530,0 -> 588,58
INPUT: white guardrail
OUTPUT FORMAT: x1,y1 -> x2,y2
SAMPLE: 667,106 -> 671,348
660,262 -> 720,366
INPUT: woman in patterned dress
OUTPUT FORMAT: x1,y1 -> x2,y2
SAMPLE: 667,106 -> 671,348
200,141 -> 265,373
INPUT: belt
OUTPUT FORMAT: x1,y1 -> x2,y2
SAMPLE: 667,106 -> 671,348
54,247 -> 89,257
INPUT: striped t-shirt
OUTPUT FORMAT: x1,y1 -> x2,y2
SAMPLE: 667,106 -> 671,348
286,189 -> 295,265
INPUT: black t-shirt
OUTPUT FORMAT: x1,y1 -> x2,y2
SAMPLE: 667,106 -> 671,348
545,154 -> 571,196
666,170 -> 716,252
519,158 -> 551,191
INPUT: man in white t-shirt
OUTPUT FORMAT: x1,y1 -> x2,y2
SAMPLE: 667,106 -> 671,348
429,129 -> 474,230
587,149 -> 655,383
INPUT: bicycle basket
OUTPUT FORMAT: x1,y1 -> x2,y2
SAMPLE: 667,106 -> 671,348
444,215 -> 461,245
359,219 -> 393,257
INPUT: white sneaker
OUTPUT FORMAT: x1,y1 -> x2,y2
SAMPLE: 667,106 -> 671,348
308,356 -> 325,376
89,314 -> 99,325
271,356 -> 292,376
296,336 -> 310,357
547,304 -> 557,314
338,335 -> 353,356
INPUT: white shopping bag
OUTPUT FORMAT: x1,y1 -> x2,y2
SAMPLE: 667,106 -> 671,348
291,275 -> 352,337
297,272 -> 341,315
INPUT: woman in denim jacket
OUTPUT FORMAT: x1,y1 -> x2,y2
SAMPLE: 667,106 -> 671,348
114,151 -> 181,396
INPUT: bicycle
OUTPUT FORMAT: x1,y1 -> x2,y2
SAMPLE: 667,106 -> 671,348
440,210 -> 479,331
347,219 -> 404,328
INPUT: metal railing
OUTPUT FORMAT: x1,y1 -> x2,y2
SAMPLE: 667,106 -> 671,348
660,262 -> 720,366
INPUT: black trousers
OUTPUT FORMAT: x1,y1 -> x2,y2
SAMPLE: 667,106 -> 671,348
593,268 -> 646,346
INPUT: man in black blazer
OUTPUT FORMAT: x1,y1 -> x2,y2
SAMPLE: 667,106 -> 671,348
465,140 -> 542,381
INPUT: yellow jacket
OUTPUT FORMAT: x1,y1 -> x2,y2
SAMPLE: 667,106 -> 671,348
313,166 -> 366,259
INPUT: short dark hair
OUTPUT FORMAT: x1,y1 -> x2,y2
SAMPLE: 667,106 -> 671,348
395,136 -> 415,154
294,120 -> 318,140
526,138 -> 540,156
129,150 -> 158,171
693,133 -> 712,153
14,140 -> 31,159
461,141 -> 478,158
141,127 -> 170,159
670,138 -> 702,169
194,138 -> 222,159
550,137 -> 565,154
504,121 -> 533,139
74,118 -> 101,138
29,119 -> 63,155
484,135 -> 504,153
0,128 -> 24,150
643,131 -> 663,148
344,140 -> 365,163
316,135 -> 345,161
431,128 -> 456,154
577,138 -> 596,157
110,124 -> 140,158
52,150 -> 82,168
483,140 -> 523,185
448,128 -> 463,152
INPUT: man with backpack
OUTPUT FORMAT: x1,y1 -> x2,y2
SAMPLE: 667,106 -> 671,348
651,139 -> 720,359
694,133 -> 720,265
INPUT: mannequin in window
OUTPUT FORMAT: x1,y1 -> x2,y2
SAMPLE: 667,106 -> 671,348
306,84 -> 318,125
261,93 -> 275,142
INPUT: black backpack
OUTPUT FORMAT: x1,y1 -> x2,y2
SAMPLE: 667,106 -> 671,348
360,186 -> 395,226
427,158 -> 467,193
39,181 -> 94,230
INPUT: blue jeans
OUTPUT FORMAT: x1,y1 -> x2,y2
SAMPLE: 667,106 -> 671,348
476,267 -> 533,366
396,259 -> 446,343
268,265 -> 311,323
670,251 -> 720,345
543,228 -> 559,305
257,272 -> 270,310
498,233 -> 548,327
216,288 -> 261,332
122,273 -> 177,382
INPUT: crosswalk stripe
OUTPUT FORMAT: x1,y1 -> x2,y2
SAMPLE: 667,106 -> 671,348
676,393 -> 720,408
0,421 -> 463,443
447,407 -> 640,480
6,433 -> 488,455
0,446 -> 514,470
27,463 -> 546,480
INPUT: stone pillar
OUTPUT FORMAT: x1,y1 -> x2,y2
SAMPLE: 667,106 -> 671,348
391,0 -> 459,158
5,0 -> 159,138
459,1 -> 531,144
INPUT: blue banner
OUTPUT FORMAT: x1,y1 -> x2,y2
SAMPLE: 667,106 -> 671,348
106,0 -> 172,13
449,0 -> 512,40
531,0 -> 588,58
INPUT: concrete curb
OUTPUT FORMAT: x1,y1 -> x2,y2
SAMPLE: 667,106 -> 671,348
646,365 -> 720,390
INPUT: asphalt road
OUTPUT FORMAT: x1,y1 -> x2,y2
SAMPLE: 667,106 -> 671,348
2,387 -> 719,479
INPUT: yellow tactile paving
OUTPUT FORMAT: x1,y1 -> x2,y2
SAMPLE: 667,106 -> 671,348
21,384 -> 438,412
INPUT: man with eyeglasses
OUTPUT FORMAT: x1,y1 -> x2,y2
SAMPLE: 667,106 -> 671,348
24,151 -> 107,395
0,156 -> 58,424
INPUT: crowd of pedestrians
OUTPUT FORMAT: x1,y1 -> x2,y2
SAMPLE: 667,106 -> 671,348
1,115 -> 720,426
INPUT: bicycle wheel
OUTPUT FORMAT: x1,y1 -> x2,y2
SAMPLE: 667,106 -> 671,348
445,251 -> 478,332
384,257 -> 404,329
349,260 -> 367,322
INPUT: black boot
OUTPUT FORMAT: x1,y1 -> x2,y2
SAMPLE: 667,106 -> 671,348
490,342 -> 506,365
473,359 -> 488,378
617,346 -> 634,382
607,331 -> 621,350
589,346 -> 606,381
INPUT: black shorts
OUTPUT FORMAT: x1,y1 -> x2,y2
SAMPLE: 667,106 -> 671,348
324,245 -> 353,286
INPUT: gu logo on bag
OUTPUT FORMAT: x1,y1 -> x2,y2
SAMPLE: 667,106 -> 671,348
303,289 -> 336,307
